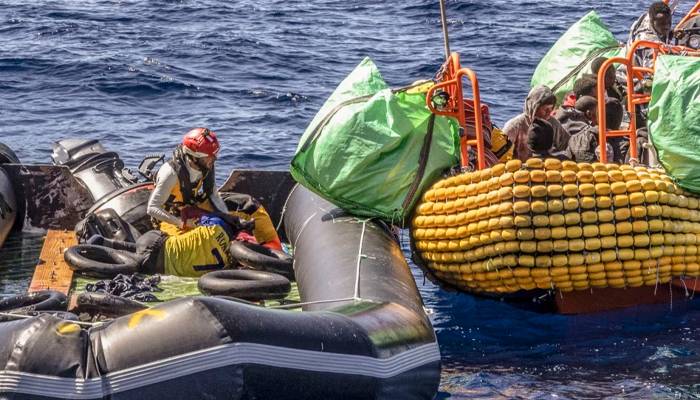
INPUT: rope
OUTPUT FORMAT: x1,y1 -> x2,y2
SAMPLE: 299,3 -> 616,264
275,183 -> 299,232
268,297 -> 357,310
354,220 -> 368,300
0,311 -> 101,327
551,45 -> 622,93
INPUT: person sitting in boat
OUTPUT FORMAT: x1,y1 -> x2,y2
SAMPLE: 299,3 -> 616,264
566,98 -> 622,163
526,118 -> 569,161
504,85 -> 569,162
557,74 -> 599,122
88,213 -> 254,277
591,57 -> 624,101
556,76 -> 598,126
560,95 -> 598,137
147,127 -> 282,250
626,1 -> 673,69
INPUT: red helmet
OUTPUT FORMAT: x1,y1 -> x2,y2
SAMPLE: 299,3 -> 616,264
182,127 -> 220,158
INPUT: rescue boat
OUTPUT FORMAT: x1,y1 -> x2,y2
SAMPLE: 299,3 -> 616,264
410,4 -> 700,314
0,140 -> 440,399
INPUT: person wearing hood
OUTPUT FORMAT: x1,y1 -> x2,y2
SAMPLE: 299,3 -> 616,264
627,1 -> 672,69
503,85 -> 569,162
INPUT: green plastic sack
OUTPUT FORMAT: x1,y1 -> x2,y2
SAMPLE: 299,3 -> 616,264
648,55 -> 700,194
290,58 -> 460,225
531,11 -> 622,103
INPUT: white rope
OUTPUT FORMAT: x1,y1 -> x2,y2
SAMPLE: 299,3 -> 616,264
275,183 -> 300,232
353,220 -> 368,300
268,297 -> 358,310
293,211 -> 318,247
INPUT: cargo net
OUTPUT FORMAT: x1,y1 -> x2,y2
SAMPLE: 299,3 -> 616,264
411,158 -> 700,294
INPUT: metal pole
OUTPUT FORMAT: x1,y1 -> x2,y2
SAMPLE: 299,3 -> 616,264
439,0 -> 451,60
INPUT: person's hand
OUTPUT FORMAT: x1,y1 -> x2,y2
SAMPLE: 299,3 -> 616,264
181,217 -> 198,231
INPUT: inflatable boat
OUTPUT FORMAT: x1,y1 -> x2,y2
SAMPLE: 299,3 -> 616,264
0,141 -> 441,399
0,144 -> 19,249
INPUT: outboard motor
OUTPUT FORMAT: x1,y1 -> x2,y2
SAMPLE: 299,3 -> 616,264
52,139 -> 161,242
675,15 -> 700,49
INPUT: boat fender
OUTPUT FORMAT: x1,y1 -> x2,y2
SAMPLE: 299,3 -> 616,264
76,292 -> 147,317
0,290 -> 67,314
198,269 -> 291,300
229,240 -> 294,279
64,244 -> 140,278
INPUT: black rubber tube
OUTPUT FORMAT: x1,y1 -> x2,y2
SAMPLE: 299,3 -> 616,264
64,244 -> 140,278
0,290 -> 67,313
229,241 -> 294,279
0,143 -> 19,164
198,270 -> 291,300
76,292 -> 147,317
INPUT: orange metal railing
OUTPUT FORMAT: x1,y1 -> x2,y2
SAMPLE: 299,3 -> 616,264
596,40 -> 700,163
675,1 -> 700,29
426,52 -> 486,170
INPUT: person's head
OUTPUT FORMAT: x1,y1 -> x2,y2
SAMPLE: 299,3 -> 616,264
527,118 -> 554,154
605,99 -> 624,130
182,127 -> 220,171
534,97 -> 556,119
573,75 -> 598,98
575,96 -> 598,125
591,57 -> 616,89
525,85 -> 557,121
649,2 -> 672,37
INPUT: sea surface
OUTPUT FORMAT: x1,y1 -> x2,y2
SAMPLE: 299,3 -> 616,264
1,1 -> 699,398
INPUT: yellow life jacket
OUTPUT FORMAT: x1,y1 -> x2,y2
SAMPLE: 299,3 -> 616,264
164,146 -> 216,217
163,224 -> 232,277
491,126 -> 514,162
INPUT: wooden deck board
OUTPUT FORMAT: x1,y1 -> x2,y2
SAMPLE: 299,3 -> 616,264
28,230 -> 76,295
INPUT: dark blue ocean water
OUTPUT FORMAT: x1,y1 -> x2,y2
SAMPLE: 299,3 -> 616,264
2,1 -> 700,398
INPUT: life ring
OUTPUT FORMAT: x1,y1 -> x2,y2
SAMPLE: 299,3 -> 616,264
198,270 -> 291,301
64,244 -> 140,278
229,241 -> 294,280
0,290 -> 67,314
76,292 -> 147,318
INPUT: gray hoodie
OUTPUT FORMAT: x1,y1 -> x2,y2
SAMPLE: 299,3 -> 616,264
503,85 -> 570,162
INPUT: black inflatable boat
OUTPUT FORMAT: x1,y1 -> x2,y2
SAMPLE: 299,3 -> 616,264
0,140 -> 441,399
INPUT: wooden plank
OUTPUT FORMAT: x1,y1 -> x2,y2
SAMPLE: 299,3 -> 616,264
28,230 -> 76,295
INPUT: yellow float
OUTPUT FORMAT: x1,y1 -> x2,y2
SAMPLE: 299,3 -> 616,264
411,158 -> 700,294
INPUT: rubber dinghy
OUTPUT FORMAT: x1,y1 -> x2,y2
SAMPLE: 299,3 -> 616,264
0,144 -> 440,399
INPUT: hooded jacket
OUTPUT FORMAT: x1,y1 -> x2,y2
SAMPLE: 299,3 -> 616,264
626,12 -> 672,68
503,85 -> 570,162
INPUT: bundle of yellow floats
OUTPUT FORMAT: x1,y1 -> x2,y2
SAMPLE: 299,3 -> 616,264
411,158 -> 700,294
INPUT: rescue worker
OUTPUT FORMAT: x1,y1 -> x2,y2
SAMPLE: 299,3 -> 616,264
503,85 -> 569,161
147,127 -> 282,249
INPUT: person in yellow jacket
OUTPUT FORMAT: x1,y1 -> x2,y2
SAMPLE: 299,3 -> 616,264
147,127 -> 282,250
88,214 -> 253,277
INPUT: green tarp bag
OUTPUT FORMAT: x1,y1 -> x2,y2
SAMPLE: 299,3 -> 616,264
648,55 -> 700,194
290,57 -> 460,226
531,11 -> 622,103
